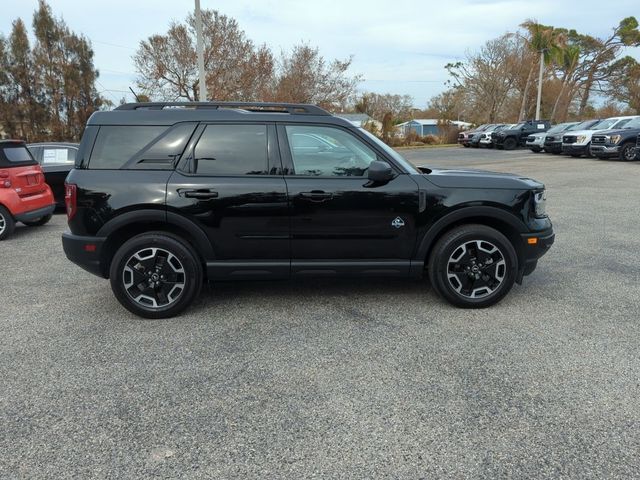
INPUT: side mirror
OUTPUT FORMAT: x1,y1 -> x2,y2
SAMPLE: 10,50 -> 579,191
368,160 -> 394,183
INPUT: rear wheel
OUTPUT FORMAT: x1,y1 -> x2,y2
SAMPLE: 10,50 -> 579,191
109,232 -> 203,319
503,137 -> 518,150
0,206 -> 16,241
22,214 -> 52,227
428,225 -> 518,308
620,142 -> 636,161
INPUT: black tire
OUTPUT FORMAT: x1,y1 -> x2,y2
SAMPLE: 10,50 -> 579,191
109,232 -> 203,319
0,205 -> 16,241
619,142 -> 636,162
503,137 -> 518,150
463,143 -> 470,148
530,147 -> 541,153
22,213 -> 52,227
585,142 -> 594,158
428,224 -> 518,308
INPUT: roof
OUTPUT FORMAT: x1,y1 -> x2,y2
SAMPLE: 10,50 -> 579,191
336,113 -> 373,122
90,102 -> 355,128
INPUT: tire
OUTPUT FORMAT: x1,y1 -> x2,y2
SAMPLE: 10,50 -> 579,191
619,142 -> 636,162
585,142 -> 594,158
22,213 -> 52,227
0,205 -> 16,241
463,143 -> 470,148
503,137 -> 518,150
109,232 -> 203,319
428,224 -> 518,308
529,147 -> 541,153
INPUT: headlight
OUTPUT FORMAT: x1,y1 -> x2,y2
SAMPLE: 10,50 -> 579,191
576,135 -> 587,143
609,135 -> 621,144
533,191 -> 546,217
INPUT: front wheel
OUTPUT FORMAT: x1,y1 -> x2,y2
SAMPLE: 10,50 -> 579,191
503,137 -> 518,150
428,225 -> 518,308
109,232 -> 203,319
620,143 -> 636,161
22,214 -> 52,227
0,205 -> 16,241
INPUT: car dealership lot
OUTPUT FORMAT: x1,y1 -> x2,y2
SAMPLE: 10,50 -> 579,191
1,148 -> 639,478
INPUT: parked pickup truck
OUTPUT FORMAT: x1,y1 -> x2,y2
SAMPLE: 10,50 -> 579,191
458,124 -> 492,147
544,120 -> 600,154
590,116 -> 640,161
562,116 -> 637,157
493,120 -> 551,150
525,122 -> 578,153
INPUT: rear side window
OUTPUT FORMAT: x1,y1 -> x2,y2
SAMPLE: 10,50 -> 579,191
0,144 -> 38,167
193,124 -> 267,175
89,126 -> 167,169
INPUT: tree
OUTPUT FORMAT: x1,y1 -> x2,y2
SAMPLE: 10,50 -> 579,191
134,10 -> 361,108
354,92 -> 413,122
606,56 -> 640,114
270,44 -> 361,110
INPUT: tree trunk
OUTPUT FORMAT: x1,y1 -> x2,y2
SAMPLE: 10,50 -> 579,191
518,64 -> 535,121
578,73 -> 594,117
550,74 -> 569,122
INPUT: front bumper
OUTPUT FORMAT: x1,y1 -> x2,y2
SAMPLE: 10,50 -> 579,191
562,143 -> 589,155
526,138 -> 545,148
544,141 -> 562,153
518,228 -> 555,282
62,232 -> 108,278
14,204 -> 55,223
590,144 -> 620,158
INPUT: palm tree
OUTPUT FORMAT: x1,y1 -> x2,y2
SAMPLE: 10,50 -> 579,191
518,21 -> 565,120
550,44 -> 581,121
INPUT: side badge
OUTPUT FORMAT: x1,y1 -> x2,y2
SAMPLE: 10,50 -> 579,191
391,216 -> 405,229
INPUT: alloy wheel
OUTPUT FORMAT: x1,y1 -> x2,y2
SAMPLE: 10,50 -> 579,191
0,212 -> 5,236
122,247 -> 186,309
446,240 -> 506,299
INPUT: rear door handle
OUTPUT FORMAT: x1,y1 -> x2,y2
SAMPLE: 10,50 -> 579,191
178,189 -> 219,199
299,191 -> 333,202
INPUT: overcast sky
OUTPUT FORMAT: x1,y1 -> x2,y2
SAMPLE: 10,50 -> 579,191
2,0 -> 639,106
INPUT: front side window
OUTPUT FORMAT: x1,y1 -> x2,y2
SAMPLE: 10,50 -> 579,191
89,126 -> 167,169
285,125 -> 377,177
193,124 -> 268,176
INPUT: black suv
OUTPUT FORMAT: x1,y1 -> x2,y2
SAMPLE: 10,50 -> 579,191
62,102 -> 554,318
493,120 -> 551,150
590,116 -> 640,161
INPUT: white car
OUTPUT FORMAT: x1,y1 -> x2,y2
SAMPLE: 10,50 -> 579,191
561,116 -> 639,157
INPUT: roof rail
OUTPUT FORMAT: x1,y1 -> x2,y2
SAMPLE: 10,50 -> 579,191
114,101 -> 331,116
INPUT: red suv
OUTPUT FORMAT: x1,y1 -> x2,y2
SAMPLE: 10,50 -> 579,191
0,140 -> 55,240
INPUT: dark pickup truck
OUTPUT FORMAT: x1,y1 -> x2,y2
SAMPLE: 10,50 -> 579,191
493,120 -> 551,150
590,116 -> 640,161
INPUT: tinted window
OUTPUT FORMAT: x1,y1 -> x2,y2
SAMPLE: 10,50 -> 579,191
193,124 -> 267,175
286,125 -> 377,177
125,123 -> 197,169
0,144 -> 37,167
89,126 -> 167,169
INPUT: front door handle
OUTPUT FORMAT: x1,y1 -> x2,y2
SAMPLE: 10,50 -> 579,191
178,188 -> 219,199
299,191 -> 333,202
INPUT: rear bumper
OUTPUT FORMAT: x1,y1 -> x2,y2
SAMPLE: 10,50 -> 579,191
590,145 -> 619,157
14,204 -> 55,223
62,231 -> 108,278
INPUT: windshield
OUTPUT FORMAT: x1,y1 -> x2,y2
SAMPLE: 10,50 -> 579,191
623,117 -> 640,129
591,118 -> 624,130
568,120 -> 596,131
546,123 -> 572,134
358,128 -> 419,174
511,123 -> 525,130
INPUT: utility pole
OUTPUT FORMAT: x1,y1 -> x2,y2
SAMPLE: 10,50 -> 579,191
535,48 -> 545,120
195,0 -> 207,101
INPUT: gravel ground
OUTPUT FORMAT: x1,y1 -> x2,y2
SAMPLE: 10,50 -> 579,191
1,147 -> 639,479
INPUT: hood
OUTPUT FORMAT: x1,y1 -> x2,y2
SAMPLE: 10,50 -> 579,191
418,167 -> 544,190
595,127 -> 640,137
564,129 -> 595,137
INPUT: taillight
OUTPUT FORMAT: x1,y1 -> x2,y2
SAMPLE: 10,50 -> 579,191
0,171 -> 10,188
65,183 -> 77,220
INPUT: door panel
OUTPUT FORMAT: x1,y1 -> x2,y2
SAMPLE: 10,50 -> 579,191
278,123 -> 420,272
166,123 -> 289,280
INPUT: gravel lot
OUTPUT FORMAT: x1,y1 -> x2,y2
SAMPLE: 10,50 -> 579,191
1,147 -> 639,479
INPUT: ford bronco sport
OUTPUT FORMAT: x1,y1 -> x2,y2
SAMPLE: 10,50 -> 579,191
62,102 -> 555,318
